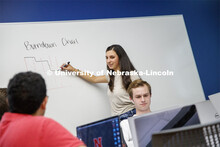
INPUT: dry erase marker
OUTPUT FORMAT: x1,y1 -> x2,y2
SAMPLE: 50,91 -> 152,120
60,61 -> 70,70
63,61 -> 70,67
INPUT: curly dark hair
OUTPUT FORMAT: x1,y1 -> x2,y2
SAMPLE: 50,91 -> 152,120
7,72 -> 47,114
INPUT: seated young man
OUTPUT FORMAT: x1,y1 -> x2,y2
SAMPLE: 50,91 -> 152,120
0,72 -> 86,147
120,79 -> 152,147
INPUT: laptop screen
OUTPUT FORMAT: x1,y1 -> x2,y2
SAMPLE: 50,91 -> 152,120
129,104 -> 200,147
76,116 -> 122,147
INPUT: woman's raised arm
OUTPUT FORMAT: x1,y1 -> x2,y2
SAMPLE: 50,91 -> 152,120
61,63 -> 108,83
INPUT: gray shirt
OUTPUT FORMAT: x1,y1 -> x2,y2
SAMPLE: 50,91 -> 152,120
106,71 -> 139,115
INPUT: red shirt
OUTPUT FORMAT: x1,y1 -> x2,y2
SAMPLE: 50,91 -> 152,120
0,112 -> 85,147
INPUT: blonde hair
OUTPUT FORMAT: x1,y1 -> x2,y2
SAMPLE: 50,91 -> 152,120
127,79 -> 151,99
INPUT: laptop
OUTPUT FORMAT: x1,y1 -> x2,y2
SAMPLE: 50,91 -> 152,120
209,92 -> 220,115
128,104 -> 200,147
76,116 -> 123,147
195,100 -> 220,124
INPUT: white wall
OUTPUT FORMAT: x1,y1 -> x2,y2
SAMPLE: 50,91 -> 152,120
0,15 -> 205,134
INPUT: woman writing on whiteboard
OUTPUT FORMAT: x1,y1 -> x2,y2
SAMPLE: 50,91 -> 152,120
61,44 -> 140,116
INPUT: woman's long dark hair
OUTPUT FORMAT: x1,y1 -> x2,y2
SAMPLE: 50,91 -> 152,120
106,44 -> 137,92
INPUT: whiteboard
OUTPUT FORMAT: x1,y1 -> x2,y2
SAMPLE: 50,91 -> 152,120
0,15 -> 205,135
